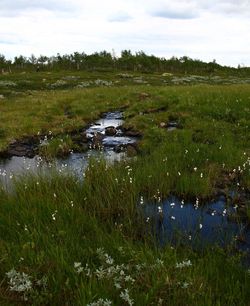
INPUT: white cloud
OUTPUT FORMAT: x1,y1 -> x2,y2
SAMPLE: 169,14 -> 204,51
0,0 -> 250,66
0,0 -> 76,16
108,12 -> 133,22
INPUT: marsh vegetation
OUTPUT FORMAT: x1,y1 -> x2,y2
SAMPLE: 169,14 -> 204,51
0,68 -> 250,305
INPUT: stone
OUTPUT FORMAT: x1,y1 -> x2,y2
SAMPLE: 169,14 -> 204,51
105,126 -> 117,136
122,127 -> 142,137
7,145 -> 35,157
5,136 -> 39,157
125,130 -> 141,137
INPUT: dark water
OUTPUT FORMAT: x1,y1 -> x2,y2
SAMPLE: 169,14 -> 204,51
0,150 -> 126,187
142,196 -> 250,253
0,111 -> 249,258
0,111 -> 133,186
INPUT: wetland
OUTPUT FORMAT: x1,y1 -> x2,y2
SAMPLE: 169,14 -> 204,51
0,69 -> 250,305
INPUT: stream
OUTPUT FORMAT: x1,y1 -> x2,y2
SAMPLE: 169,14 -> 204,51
0,111 -> 250,259
0,111 -> 136,186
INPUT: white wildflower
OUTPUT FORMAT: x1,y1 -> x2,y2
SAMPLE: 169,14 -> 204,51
95,266 -> 106,279
120,289 -> 134,306
105,254 -> 114,265
158,206 -> 163,214
124,275 -> 135,283
156,258 -> 164,266
140,196 -> 144,205
74,262 -> 83,274
176,260 -> 192,269
181,281 -> 190,289
6,269 -> 32,292
52,210 -> 57,221
114,282 -> 121,289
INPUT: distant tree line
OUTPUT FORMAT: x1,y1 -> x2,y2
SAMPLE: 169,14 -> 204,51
0,50 -> 250,76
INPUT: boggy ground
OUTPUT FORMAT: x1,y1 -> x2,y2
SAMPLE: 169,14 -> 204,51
0,71 -> 250,305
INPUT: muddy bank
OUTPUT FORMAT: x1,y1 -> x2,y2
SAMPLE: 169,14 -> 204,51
0,111 -> 141,159
0,111 -> 141,187
0,136 -> 40,158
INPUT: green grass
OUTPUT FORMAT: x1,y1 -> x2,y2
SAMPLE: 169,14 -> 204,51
0,172 -> 250,305
0,71 -> 250,305
38,135 -> 83,159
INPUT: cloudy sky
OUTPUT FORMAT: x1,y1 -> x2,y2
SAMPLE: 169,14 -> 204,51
0,0 -> 250,67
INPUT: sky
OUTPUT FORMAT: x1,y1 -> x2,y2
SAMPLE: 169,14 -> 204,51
0,0 -> 250,67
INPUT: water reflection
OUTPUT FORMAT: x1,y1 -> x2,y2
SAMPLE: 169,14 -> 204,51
0,111 -> 133,186
0,149 -> 126,187
143,196 -> 250,251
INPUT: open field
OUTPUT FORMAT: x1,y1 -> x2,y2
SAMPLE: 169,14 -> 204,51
0,71 -> 250,305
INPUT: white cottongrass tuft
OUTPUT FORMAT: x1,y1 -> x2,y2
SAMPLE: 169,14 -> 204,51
178,281 -> 191,289
120,289 -> 134,305
74,262 -> 84,274
6,268 -> 32,292
176,260 -> 192,269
